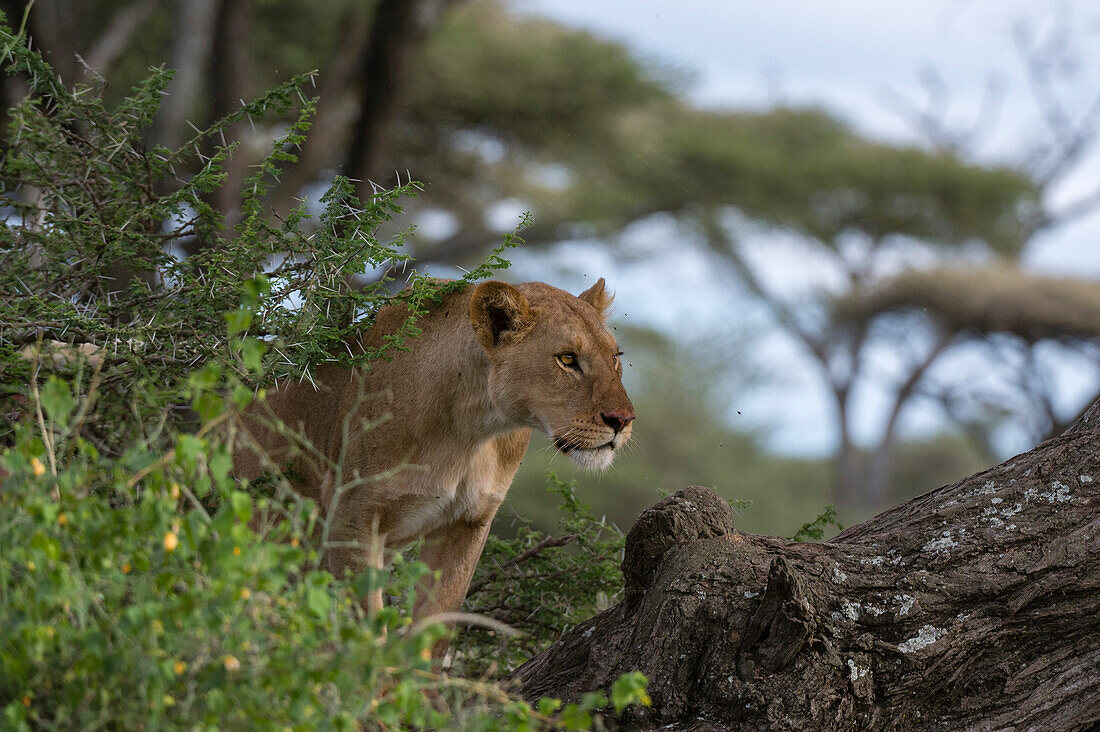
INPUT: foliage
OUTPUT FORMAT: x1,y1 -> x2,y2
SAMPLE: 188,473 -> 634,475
24,0 -> 1076,520
455,473 -> 626,677
2,401 -> 447,729
837,265 -> 1100,342
0,10 -> 522,452
1,378 -> 650,730
0,21 -> 649,730
57,1 -> 1040,263
790,505 -> 843,543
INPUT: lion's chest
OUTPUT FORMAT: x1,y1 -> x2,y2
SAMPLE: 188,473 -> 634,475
382,440 -> 507,547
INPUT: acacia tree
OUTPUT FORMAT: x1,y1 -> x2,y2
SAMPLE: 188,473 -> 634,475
666,108 -> 1039,511
853,13 -> 1100,462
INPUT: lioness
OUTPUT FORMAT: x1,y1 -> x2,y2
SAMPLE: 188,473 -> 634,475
234,278 -> 634,621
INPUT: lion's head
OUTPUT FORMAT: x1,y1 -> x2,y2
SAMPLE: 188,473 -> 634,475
469,278 -> 635,470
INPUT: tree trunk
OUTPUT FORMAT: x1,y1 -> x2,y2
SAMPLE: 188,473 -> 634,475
152,0 -> 220,150
510,402 -> 1100,730
345,0 -> 432,199
205,0 -> 253,233
832,384 -> 864,514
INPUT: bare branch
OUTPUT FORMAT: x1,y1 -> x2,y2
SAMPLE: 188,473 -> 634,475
697,212 -> 830,366
466,534 -> 578,597
83,0 -> 159,75
864,329 -> 956,503
1037,184 -> 1100,231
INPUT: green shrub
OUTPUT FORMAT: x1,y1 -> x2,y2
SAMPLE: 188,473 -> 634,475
0,15 -> 648,730
3,403 -> 448,729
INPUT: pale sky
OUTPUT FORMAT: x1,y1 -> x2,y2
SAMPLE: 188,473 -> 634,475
519,0 -> 1100,275
507,0 -> 1100,455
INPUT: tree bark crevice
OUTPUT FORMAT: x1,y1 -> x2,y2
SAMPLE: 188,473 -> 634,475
510,407 -> 1100,730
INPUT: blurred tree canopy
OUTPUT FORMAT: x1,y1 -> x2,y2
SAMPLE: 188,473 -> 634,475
12,0 -> 1035,260
7,0 -> 1097,517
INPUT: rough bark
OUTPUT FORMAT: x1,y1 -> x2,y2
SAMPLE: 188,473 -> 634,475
510,404 -> 1100,730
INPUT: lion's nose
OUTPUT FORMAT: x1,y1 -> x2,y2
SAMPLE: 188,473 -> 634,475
601,410 -> 636,433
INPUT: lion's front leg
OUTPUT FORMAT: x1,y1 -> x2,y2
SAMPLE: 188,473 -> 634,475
413,517 -> 495,659
414,517 -> 494,622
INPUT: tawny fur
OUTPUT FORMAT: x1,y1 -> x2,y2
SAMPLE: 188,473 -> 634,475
233,279 -> 634,622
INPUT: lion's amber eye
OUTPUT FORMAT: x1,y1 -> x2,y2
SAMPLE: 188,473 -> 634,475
557,352 -> 578,369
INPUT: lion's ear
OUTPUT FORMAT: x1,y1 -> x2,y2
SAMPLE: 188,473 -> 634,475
578,277 -> 613,320
470,281 -> 535,349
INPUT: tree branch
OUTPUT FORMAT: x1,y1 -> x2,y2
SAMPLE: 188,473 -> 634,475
697,211 -> 829,366
864,329 -> 956,504
83,0 -> 159,75
466,533 -> 577,598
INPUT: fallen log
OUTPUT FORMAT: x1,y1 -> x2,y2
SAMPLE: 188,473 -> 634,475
510,401 -> 1100,730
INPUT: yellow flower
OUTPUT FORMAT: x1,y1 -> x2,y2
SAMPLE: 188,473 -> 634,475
223,655 -> 241,672
152,619 -> 164,633
57,513 -> 68,526
239,588 -> 251,600
170,483 -> 180,499
122,563 -> 132,574
31,457 -> 45,476
232,546 -> 241,556
173,661 -> 186,675
25,560 -> 36,572
420,648 -> 432,662
163,531 -> 179,553
290,537 -> 299,548
22,696 -> 31,708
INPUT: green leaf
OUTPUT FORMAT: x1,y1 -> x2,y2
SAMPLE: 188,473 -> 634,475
611,671 -> 650,712
239,338 -> 268,374
231,384 -> 253,409
559,703 -> 592,730
241,274 -> 271,305
176,434 -> 204,470
790,504 -> 843,542
40,376 -> 74,424
229,490 -> 251,523
352,566 -> 389,599
537,697 -> 562,716
188,363 -> 222,392
191,390 -> 224,423
306,587 -> 329,618
225,308 -> 253,336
